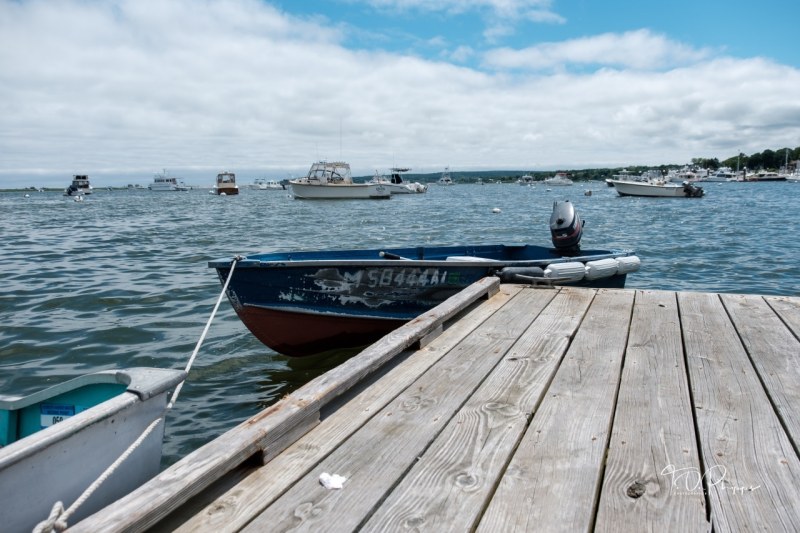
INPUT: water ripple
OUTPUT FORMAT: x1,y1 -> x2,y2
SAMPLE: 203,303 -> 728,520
2,181 -> 799,466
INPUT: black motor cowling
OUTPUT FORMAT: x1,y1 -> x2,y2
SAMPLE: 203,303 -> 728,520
683,182 -> 704,197
550,200 -> 583,253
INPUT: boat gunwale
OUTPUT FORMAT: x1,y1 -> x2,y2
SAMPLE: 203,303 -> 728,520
0,368 -> 186,408
288,181 -> 374,187
0,368 -> 186,465
208,249 -> 635,269
605,178 -> 683,187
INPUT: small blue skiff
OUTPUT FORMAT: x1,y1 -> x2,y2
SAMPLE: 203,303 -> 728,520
209,202 -> 640,357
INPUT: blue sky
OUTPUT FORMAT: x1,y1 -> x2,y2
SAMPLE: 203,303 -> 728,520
1,0 -> 799,187
285,0 -> 799,70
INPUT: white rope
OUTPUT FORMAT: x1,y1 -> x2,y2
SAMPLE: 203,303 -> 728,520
168,256 -> 241,408
33,256 -> 242,533
34,418 -> 162,533
33,502 -> 65,533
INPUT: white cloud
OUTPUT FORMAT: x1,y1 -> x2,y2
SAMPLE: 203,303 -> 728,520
361,0 -> 554,15
359,0 -> 564,45
483,29 -> 715,71
523,9 -> 565,24
447,45 -> 476,63
1,1 -> 799,188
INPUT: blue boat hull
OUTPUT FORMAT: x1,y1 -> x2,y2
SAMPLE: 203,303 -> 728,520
210,244 -> 636,356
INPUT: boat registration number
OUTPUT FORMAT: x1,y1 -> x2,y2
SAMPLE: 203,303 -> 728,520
40,404 -> 76,428
364,268 -> 456,288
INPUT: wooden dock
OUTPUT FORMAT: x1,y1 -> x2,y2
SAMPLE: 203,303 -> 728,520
73,279 -> 800,532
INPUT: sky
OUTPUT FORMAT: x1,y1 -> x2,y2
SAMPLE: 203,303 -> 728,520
1,0 -> 799,188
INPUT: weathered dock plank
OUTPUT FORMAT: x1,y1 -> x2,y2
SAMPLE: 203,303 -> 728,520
477,288 -> 635,532
170,284 -> 525,532
72,277 -> 500,533
721,293 -> 800,451
362,287 -> 597,531
240,287 -> 557,532
765,295 -> 800,337
680,291 -> 800,532
71,285 -> 800,533
595,289 -> 708,532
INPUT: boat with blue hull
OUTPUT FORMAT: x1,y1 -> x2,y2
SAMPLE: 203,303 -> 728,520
209,202 -> 639,357
0,367 -> 185,532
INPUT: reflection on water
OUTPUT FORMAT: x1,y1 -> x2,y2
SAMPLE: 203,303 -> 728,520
1,181 -> 799,465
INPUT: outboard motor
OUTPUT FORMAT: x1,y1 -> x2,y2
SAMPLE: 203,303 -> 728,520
683,182 -> 705,197
550,200 -> 583,254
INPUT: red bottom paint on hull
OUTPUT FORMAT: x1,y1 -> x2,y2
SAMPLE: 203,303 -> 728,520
238,306 -> 407,357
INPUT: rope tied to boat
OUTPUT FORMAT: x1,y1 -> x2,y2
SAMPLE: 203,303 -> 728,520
34,503 -> 65,533
168,255 -> 242,409
33,418 -> 163,533
33,256 -> 243,533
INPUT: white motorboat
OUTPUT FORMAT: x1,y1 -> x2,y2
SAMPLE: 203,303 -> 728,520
214,171 -> 239,195
250,178 -> 284,190
605,169 -> 640,187
437,167 -> 454,185
746,171 -> 787,182
543,172 -> 573,186
149,170 -> 188,191
518,174 -> 535,185
696,167 -> 736,182
0,367 -> 185,532
666,166 -> 706,183
289,161 -> 390,199
64,175 -> 93,196
369,168 -> 427,194
609,176 -> 704,197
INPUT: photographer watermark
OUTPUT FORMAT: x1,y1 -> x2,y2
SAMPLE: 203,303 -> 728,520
660,464 -> 761,496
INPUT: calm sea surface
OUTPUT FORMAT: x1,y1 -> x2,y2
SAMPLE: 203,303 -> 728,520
2,180 -> 799,466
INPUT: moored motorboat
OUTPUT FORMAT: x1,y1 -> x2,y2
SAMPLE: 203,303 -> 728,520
370,168 -> 427,194
437,167 -> 454,185
0,367 -> 185,532
214,171 -> 239,195
746,171 -> 787,182
289,161 -> 390,199
605,169 -> 639,186
667,166 -> 706,183
64,175 -> 93,196
250,178 -> 285,190
609,176 -> 704,197
149,170 -> 189,191
209,201 -> 639,357
543,171 -> 573,186
696,167 -> 736,182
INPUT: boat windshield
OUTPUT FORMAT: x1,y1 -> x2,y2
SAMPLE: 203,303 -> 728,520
307,162 -> 351,183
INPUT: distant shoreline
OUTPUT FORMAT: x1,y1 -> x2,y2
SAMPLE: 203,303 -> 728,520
4,161 -> 796,192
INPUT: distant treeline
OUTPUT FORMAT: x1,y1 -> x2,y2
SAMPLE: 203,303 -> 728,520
374,169 -> 621,183
379,145 -> 799,184
695,145 -> 799,172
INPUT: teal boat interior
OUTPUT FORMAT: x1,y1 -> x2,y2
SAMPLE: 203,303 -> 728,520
0,368 -> 184,447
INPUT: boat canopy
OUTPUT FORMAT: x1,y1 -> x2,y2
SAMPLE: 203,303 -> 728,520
389,168 -> 411,184
217,172 -> 236,184
306,161 -> 352,184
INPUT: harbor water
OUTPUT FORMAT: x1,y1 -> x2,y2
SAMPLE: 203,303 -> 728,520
2,180 -> 799,466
